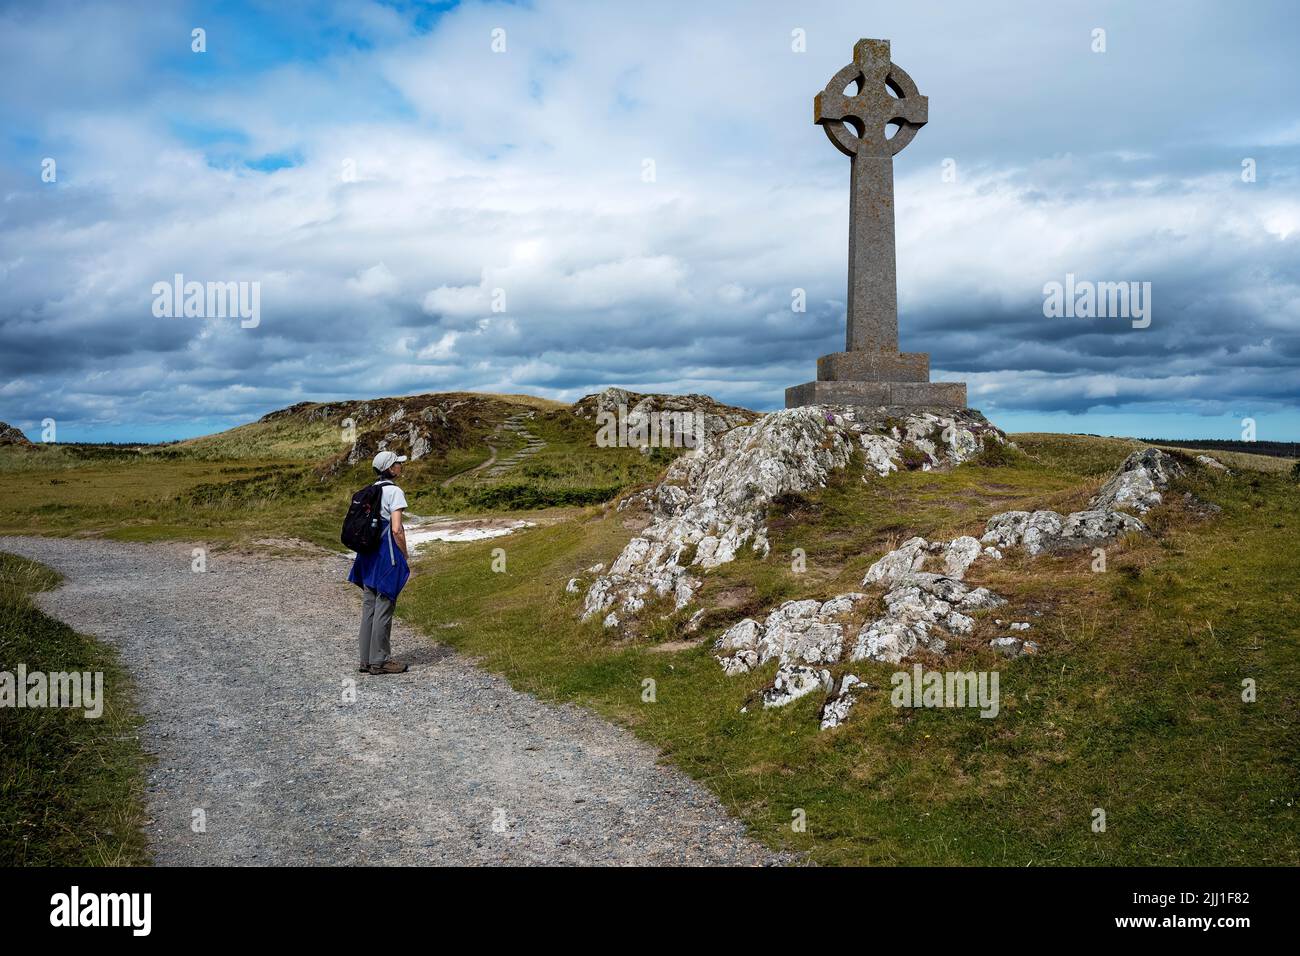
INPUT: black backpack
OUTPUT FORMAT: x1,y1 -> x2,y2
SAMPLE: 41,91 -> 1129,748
341,480 -> 391,553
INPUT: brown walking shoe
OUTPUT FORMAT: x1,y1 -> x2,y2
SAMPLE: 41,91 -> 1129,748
368,660 -> 409,675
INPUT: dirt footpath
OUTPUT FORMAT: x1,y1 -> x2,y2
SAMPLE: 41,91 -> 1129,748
1,536 -> 786,866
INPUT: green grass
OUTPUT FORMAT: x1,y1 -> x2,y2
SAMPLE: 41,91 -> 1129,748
0,443 -> 509,548
409,408 -> 679,515
399,434 -> 1300,865
0,552 -> 151,865
0,400 -> 675,545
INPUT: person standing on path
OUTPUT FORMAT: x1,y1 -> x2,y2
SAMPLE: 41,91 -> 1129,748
349,450 -> 411,675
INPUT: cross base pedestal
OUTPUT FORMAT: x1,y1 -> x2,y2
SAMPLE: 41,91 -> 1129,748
785,378 -> 966,409
817,350 -> 930,382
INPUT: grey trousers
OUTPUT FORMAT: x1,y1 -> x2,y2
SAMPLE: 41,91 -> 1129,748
358,587 -> 395,666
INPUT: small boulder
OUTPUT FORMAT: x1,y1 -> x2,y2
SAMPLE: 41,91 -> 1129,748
940,535 -> 983,579
863,536 -> 929,586
981,511 -> 1064,556
762,665 -> 833,709
1091,448 -> 1185,514
819,675 -> 867,730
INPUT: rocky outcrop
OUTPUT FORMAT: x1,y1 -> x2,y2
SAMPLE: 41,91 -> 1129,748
974,448 -> 1185,555
0,422 -> 33,447
572,387 -> 758,447
580,405 -> 1006,627
1091,448 -> 1185,514
715,593 -> 870,676
709,446 -> 1190,730
862,535 -> 995,585
849,571 -> 1007,664
345,397 -> 469,466
297,392 -> 505,477
981,508 -> 1146,556
712,529 -> 1010,715
839,532 -> 1012,663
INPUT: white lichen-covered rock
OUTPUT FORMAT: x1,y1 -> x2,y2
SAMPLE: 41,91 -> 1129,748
863,533 -> 989,586
946,611 -> 975,635
715,619 -> 761,675
981,507 -> 1145,555
572,387 -> 758,446
1060,508 -> 1145,541
845,527 -> 1021,663
580,404 -> 1004,626
820,592 -> 868,616
773,620 -> 845,666
863,536 -> 929,585
978,451 -> 1171,556
713,593 -> 869,674
991,636 -> 1040,657
981,510 -> 1064,555
819,675 -> 866,730
941,535 -> 984,578
961,586 -> 1006,610
990,637 -> 1023,657
849,572 -> 1004,663
761,665 -> 833,709
1091,448 -> 1185,514
851,616 -> 930,665
859,434 -> 901,477
1195,454 -> 1230,473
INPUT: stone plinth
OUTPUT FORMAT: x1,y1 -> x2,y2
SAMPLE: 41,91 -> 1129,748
817,350 -> 929,382
785,380 -> 967,408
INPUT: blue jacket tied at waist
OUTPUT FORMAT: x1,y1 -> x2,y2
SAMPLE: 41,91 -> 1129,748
348,521 -> 410,601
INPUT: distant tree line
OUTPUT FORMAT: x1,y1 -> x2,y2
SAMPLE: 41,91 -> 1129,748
1140,438 -> 1300,459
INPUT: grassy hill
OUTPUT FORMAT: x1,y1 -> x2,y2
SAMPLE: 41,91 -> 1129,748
1,392 -> 1296,865
0,390 -> 678,546
399,431 -> 1299,864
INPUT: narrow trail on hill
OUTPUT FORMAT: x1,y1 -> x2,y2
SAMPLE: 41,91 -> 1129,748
485,412 -> 547,477
439,445 -> 497,488
0,536 -> 784,866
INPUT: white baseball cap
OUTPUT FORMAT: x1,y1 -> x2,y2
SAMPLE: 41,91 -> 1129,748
372,450 -> 408,472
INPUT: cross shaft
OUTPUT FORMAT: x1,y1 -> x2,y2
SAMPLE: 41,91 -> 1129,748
814,39 -> 927,353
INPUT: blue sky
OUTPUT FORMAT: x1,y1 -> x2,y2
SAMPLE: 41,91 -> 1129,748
1,0 -> 1298,442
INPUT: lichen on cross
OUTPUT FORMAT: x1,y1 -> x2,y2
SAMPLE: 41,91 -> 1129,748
814,38 -> 929,158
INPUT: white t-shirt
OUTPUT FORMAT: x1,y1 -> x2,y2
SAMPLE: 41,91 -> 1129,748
376,481 -> 408,521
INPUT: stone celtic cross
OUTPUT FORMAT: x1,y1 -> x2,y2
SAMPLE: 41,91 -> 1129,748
786,38 -> 966,409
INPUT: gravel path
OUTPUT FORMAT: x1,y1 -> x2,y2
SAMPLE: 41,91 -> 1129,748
1,536 -> 786,866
